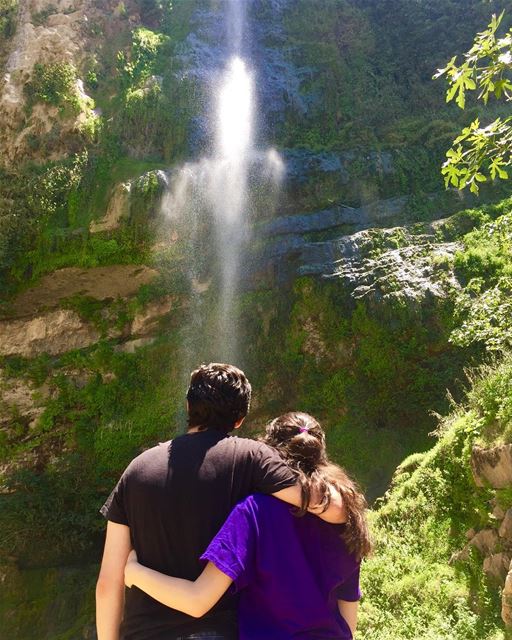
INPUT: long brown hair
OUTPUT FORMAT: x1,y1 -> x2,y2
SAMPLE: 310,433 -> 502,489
263,412 -> 372,560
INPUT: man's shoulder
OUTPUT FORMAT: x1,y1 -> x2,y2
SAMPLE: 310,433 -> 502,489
124,440 -> 171,475
222,435 -> 272,455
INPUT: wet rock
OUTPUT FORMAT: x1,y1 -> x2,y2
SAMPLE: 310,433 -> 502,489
0,309 -> 100,357
471,444 -> 512,489
252,212 -> 461,306
90,182 -> 131,233
483,552 -> 511,583
261,196 -> 408,238
468,529 -> 499,555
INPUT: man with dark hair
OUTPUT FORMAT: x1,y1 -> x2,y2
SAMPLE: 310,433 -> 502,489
186,363 -> 252,433
96,363 -> 345,640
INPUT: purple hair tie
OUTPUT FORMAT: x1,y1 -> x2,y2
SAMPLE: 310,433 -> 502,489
298,426 -> 309,433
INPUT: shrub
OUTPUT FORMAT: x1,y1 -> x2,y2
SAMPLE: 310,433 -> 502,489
26,62 -> 81,114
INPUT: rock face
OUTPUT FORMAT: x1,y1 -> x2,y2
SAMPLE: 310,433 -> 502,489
6,265 -> 159,318
0,309 -> 100,357
0,0 -> 94,164
471,444 -> 512,489
461,443 -> 512,627
253,215 -> 461,307
90,182 -> 131,233
0,370 -> 50,427
131,296 -> 174,337
0,284 -> 175,357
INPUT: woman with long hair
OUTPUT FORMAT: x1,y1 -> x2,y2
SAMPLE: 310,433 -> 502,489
125,412 -> 372,639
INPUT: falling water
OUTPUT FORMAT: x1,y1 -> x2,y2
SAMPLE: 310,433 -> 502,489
160,1 -> 284,367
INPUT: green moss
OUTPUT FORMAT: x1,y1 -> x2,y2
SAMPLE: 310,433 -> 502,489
237,274 -> 470,496
0,0 -> 17,38
0,563 -> 96,640
0,336 -> 185,567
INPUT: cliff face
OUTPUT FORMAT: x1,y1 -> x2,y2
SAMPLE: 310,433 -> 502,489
1,1 -> 512,638
0,0 -> 102,165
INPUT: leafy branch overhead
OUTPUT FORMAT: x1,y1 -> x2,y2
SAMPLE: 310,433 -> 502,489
434,12 -> 512,194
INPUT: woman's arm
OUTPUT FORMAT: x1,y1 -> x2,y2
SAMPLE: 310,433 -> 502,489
124,552 -> 233,618
272,484 -> 347,524
338,599 -> 358,636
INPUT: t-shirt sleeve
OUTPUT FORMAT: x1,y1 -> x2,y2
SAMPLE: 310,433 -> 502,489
334,564 -> 362,601
200,498 -> 257,592
250,442 -> 297,494
99,474 -> 129,526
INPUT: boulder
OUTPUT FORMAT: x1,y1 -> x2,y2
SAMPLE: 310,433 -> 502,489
491,498 -> 506,520
500,509 -> 512,540
471,444 -> 512,489
468,529 -> 499,555
483,552 -> 511,583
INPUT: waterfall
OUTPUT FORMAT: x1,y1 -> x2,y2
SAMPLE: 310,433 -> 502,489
160,0 -> 284,368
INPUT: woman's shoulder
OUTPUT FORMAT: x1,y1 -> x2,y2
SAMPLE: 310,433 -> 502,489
237,493 -> 285,511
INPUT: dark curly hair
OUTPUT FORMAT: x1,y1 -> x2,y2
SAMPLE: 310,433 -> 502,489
186,363 -> 251,433
264,412 -> 372,560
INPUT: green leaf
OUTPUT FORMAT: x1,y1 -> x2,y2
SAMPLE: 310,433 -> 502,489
446,83 -> 458,103
455,87 -> 466,109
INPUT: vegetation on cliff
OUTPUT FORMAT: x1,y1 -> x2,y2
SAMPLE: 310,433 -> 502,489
2,1 -> 512,638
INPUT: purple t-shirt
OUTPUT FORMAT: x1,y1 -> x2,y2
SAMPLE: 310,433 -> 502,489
201,494 -> 361,640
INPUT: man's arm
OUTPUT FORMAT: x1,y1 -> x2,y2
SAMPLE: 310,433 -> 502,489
272,483 -> 347,524
96,521 -> 132,640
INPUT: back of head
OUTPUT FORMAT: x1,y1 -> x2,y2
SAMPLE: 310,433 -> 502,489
264,411 -> 372,561
264,412 -> 328,473
186,363 -> 251,434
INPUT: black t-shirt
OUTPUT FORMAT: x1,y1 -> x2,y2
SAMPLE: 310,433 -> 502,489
101,429 -> 296,640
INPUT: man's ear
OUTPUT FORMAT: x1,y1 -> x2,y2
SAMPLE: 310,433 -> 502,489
233,417 -> 245,430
